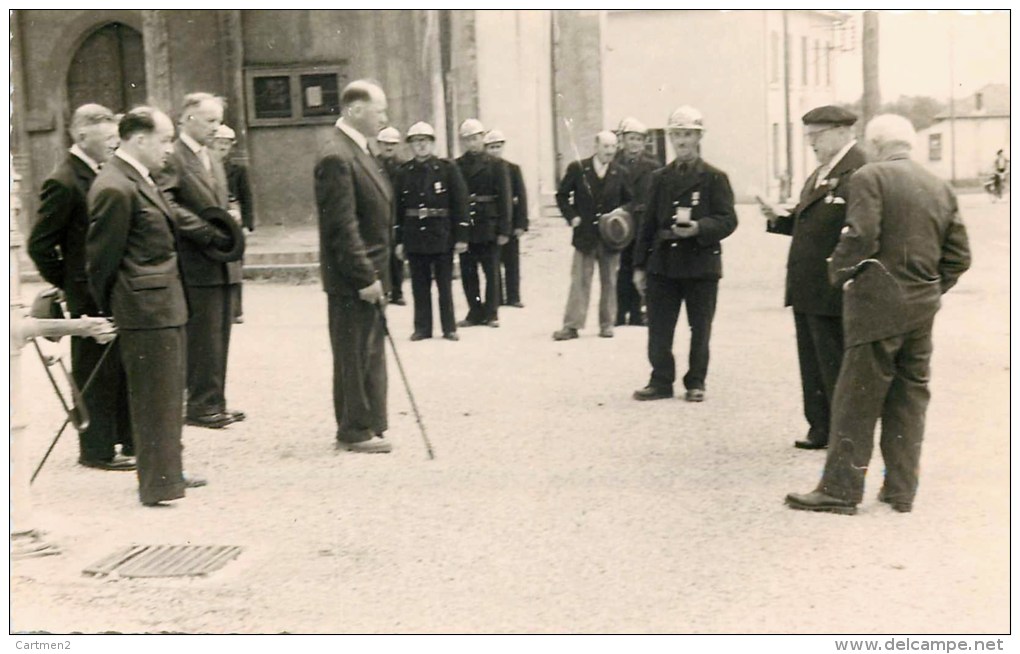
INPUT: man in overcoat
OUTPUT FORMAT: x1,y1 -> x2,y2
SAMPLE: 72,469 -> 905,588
632,106 -> 737,402
28,103 -> 135,470
483,129 -> 529,308
314,80 -> 395,454
614,117 -> 659,327
763,105 -> 867,449
786,114 -> 971,515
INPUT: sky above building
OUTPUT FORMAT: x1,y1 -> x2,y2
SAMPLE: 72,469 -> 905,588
833,10 -> 1010,103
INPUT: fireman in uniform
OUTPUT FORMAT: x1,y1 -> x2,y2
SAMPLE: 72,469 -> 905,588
378,126 -> 407,305
614,117 -> 660,326
394,122 -> 470,340
455,119 -> 512,327
483,129 -> 529,308
632,106 -> 738,403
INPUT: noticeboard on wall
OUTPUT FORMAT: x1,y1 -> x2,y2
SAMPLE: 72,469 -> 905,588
245,64 -> 348,127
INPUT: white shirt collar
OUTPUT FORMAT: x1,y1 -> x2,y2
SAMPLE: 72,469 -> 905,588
115,149 -> 153,182
592,157 -> 609,179
817,139 -> 857,182
336,118 -> 371,155
69,145 -> 101,174
179,131 -> 205,155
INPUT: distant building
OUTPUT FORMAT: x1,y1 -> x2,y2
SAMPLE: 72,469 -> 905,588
11,9 -> 851,241
917,84 -> 1009,183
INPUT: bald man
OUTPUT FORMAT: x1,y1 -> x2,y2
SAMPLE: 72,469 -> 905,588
552,131 -> 633,341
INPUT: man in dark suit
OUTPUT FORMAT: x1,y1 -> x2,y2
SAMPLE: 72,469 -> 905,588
28,103 -> 136,471
86,107 -> 206,506
456,119 -> 512,328
552,130 -> 633,341
483,129 -> 529,308
614,117 -> 659,327
632,106 -> 738,402
314,80 -> 394,454
786,114 -> 971,515
160,93 -> 245,430
394,121 -> 470,341
378,126 -> 407,305
763,105 -> 867,450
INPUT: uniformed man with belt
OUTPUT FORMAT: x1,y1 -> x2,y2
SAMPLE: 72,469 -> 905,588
393,121 -> 470,341
378,126 -> 407,305
614,117 -> 660,326
455,119 -> 512,327
483,129 -> 529,308
632,106 -> 738,403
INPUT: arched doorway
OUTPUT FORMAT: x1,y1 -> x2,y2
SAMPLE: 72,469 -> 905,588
67,22 -> 147,114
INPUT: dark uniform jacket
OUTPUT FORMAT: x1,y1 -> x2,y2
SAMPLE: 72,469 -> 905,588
505,160 -> 529,232
634,158 -> 737,279
555,157 -> 633,254
395,156 -> 470,255
224,160 -> 255,231
314,127 -> 394,297
767,144 -> 866,316
829,154 -> 971,347
85,156 -> 189,330
380,155 -> 404,184
159,140 -> 243,287
614,150 -> 659,219
28,153 -> 100,316
455,151 -> 513,244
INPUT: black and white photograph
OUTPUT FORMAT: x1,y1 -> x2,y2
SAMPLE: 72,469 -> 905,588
7,7 -> 1012,646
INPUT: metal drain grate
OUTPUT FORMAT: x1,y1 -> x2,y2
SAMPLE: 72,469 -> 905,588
83,544 -> 242,578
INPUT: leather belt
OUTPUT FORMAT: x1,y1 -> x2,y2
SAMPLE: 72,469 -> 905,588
405,208 -> 450,218
470,194 -> 496,203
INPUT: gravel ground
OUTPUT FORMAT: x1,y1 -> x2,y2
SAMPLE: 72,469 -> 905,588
10,196 -> 1010,634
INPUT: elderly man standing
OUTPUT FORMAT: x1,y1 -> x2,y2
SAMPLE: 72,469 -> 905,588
378,126 -> 407,305
456,119 -> 512,328
315,80 -> 394,454
161,92 -> 245,430
614,117 -> 660,327
29,103 -> 135,471
552,130 -> 633,341
762,106 -> 866,450
632,106 -> 737,402
786,114 -> 971,515
484,129 -> 529,308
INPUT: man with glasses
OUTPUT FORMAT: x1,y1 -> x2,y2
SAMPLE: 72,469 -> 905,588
760,105 -> 866,450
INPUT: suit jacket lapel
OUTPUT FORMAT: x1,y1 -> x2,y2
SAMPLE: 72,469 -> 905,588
115,157 -> 173,217
338,129 -> 392,203
176,140 -> 221,203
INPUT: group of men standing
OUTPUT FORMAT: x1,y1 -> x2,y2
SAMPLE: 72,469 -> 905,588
28,96 -> 251,505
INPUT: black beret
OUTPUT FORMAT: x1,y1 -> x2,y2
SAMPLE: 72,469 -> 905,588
802,105 -> 857,126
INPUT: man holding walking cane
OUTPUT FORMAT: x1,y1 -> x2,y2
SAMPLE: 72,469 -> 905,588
314,79 -> 395,454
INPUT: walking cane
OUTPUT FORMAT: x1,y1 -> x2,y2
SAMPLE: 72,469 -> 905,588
376,303 -> 435,460
30,337 -> 117,484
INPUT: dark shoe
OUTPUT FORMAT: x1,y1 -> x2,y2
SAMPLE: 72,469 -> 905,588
410,332 -> 431,341
509,301 -> 524,308
684,389 -> 706,402
443,332 -> 459,341
877,489 -> 913,513
391,297 -> 406,306
785,490 -> 857,515
552,327 -> 579,341
337,436 -> 392,454
227,409 -> 246,422
183,473 -> 208,488
633,385 -> 673,401
794,438 -> 828,450
487,319 -> 500,328
79,453 -> 136,471
599,327 -> 614,338
458,318 -> 480,328
233,315 -> 245,324
186,413 -> 235,429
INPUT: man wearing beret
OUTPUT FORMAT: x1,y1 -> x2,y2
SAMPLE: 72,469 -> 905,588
632,106 -> 737,402
614,117 -> 660,327
761,105 -> 866,449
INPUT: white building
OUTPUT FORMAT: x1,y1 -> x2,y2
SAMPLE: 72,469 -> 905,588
917,84 -> 1009,183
